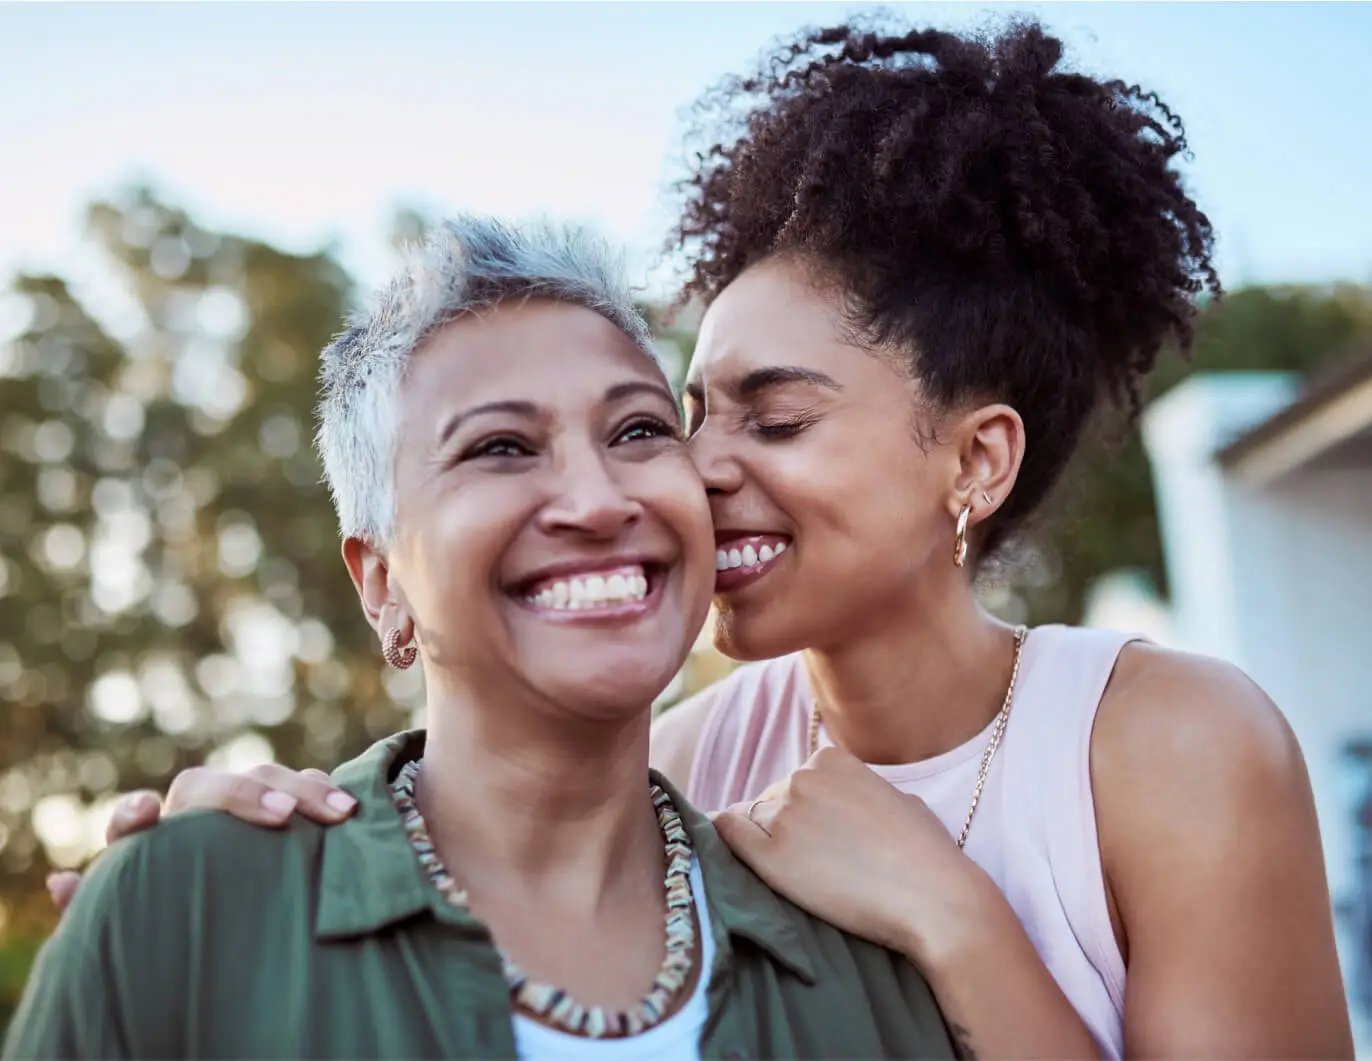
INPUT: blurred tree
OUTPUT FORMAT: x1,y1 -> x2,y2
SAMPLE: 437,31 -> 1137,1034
0,191 -> 420,1030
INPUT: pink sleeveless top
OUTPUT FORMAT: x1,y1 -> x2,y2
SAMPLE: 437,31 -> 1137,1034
688,624 -> 1137,1059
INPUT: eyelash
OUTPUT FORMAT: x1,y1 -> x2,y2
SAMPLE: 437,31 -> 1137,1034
751,418 -> 812,441
463,435 -> 533,460
615,416 -> 680,445
461,416 -> 678,462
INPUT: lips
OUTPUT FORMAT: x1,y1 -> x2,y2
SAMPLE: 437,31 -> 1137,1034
713,533 -> 791,592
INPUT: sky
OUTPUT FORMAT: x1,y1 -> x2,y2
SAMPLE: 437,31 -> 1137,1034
1,2 -> 1370,304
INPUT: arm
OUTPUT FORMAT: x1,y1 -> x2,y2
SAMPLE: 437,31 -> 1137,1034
1094,645 -> 1353,1058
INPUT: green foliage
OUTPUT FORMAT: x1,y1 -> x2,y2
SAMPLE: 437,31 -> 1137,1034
0,188 -> 416,908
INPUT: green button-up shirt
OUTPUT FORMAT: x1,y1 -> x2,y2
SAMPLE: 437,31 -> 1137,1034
5,731 -> 954,1060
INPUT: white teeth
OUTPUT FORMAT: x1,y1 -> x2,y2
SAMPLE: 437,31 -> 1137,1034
716,540 -> 789,574
525,566 -> 650,610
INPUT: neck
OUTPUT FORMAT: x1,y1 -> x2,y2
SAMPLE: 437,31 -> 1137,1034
414,678 -> 664,911
803,570 -> 1020,765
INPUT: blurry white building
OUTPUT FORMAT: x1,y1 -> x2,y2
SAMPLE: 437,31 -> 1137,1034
1140,351 -> 1372,1039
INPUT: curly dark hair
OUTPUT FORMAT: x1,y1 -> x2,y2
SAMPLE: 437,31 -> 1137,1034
670,18 -> 1220,556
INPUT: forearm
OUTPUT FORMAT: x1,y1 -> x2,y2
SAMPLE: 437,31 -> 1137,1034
908,873 -> 1102,1060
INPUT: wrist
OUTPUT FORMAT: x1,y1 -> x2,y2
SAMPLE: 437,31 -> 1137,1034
898,860 -> 1019,974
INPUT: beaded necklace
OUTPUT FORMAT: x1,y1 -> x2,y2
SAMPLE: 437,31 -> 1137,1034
390,759 -> 698,1039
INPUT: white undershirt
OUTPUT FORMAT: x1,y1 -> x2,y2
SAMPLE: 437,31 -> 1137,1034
512,858 -> 715,1061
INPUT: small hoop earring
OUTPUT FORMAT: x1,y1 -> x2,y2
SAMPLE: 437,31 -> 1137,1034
382,627 -> 417,670
981,490 -> 993,505
953,502 -> 972,568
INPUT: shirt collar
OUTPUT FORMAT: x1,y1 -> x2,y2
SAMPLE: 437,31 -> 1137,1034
315,729 -> 817,984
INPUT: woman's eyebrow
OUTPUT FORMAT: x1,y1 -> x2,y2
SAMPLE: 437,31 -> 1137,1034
436,400 -> 537,447
685,366 -> 843,406
603,380 -> 678,408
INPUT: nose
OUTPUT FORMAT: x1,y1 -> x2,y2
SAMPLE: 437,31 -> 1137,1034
537,446 -> 643,539
688,421 -> 744,497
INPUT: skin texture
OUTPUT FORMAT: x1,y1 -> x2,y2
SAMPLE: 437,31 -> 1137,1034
332,298 -> 717,1014
56,262 -> 1353,1058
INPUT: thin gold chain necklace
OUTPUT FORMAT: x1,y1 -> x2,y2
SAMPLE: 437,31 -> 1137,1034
808,624 -> 1028,850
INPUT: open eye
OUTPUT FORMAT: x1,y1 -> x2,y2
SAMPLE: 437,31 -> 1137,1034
614,416 -> 680,445
463,435 -> 535,460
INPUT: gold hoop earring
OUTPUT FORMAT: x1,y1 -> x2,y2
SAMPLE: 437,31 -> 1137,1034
382,627 -> 417,670
953,502 -> 972,568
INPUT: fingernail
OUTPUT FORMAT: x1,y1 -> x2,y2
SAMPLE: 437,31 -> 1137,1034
127,792 -> 154,814
261,791 -> 297,817
45,873 -> 63,898
325,791 -> 357,815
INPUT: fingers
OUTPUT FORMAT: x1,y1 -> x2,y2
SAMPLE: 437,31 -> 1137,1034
46,872 -> 80,913
164,764 -> 356,827
105,790 -> 163,844
713,798 -> 777,857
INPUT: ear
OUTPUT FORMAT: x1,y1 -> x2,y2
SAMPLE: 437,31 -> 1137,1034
341,537 -> 410,639
943,402 -> 1025,526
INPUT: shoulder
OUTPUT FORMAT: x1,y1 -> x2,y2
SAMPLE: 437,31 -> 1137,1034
6,813 -> 326,1059
1091,642 -> 1318,909
77,810 -> 327,941
1094,642 -> 1306,808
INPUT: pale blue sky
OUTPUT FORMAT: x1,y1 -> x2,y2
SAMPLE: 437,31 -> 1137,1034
1,2 -> 1370,300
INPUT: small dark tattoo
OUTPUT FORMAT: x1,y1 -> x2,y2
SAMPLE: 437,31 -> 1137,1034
949,1022 -> 978,1060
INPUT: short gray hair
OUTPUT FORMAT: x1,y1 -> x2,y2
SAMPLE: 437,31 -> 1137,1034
315,215 -> 658,546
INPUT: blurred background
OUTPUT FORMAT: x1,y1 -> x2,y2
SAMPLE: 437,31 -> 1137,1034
2,1 -> 1370,1044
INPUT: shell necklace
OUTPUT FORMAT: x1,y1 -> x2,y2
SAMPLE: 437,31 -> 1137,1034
391,759 -> 697,1039
808,624 -> 1028,849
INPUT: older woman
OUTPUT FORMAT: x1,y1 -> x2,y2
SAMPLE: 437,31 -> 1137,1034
45,17 -> 1355,1060
5,216 -> 954,1060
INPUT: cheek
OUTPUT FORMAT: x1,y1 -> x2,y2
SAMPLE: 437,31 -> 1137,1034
770,429 -> 944,571
405,487 -> 520,620
642,458 -> 713,570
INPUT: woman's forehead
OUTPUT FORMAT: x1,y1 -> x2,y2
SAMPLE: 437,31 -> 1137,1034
406,301 -> 665,406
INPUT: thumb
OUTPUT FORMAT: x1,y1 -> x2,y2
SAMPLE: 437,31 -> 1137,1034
712,801 -> 774,860
105,790 -> 163,845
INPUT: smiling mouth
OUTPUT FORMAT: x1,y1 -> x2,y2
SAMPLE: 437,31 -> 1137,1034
516,562 -> 665,617
713,535 -> 791,591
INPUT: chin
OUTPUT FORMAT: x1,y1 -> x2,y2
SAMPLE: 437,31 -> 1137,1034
712,609 -> 790,663
541,655 -> 683,722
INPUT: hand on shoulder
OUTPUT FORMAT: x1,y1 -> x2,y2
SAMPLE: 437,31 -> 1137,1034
47,763 -> 358,915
